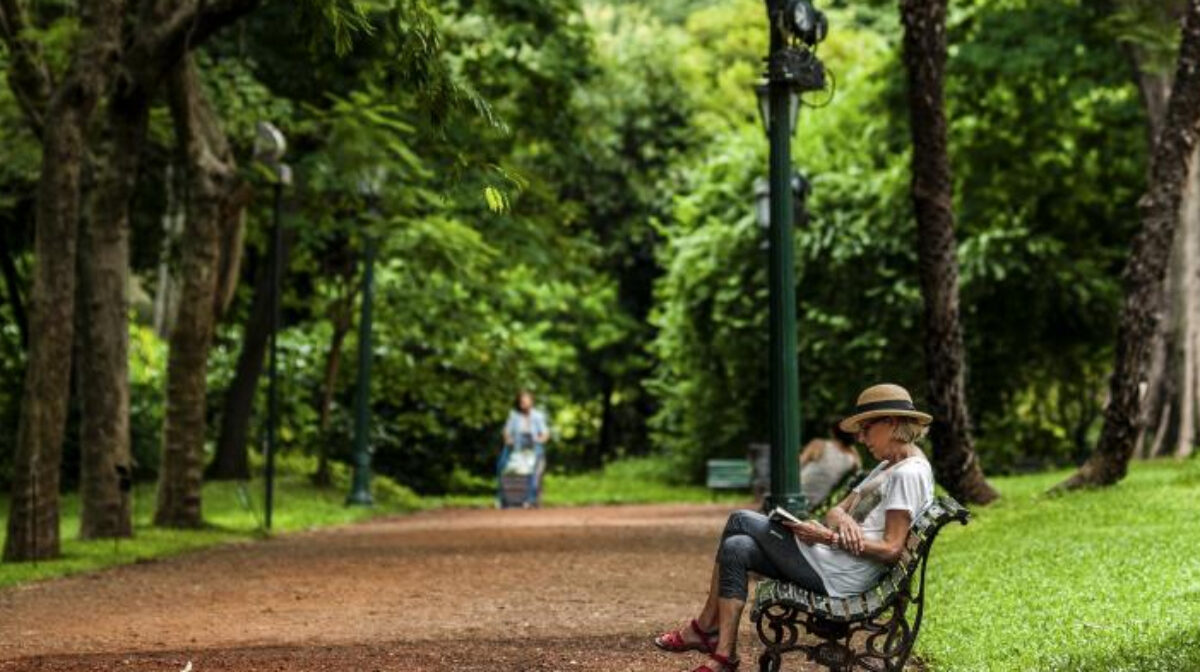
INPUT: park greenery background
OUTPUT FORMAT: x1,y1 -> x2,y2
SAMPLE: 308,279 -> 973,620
1,0 -> 1199,670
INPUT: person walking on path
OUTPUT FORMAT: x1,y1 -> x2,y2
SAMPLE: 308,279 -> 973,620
500,390 -> 550,507
799,422 -> 862,506
653,384 -> 935,672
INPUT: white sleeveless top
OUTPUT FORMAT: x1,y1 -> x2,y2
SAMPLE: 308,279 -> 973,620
797,457 -> 934,597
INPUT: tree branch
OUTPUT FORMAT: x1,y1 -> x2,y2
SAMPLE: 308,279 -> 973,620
126,0 -> 262,86
0,0 -> 55,136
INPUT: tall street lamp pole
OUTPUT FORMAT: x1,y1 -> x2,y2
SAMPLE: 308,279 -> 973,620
760,0 -> 827,515
255,121 -> 291,531
347,169 -> 385,507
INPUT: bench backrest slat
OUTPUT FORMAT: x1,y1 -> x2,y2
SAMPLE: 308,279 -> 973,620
706,459 -> 753,489
751,494 -> 970,623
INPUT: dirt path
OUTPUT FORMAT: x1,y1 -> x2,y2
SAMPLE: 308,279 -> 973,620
0,503 -> 816,671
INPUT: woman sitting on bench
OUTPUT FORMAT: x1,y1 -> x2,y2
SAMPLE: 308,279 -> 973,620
800,421 -> 862,506
653,384 -> 935,672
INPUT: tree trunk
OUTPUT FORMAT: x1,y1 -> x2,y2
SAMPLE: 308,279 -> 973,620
1127,40 -> 1200,462
899,0 -> 999,504
2,0 -> 124,563
1054,0 -> 1200,491
1177,152 -> 1200,458
155,57 -> 239,527
313,303 -> 353,487
312,278 -> 356,486
153,163 -> 185,339
209,231 -> 293,481
77,89 -> 149,540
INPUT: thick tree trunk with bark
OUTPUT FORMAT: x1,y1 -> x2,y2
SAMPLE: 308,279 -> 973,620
155,58 -> 240,526
1173,153 -> 1200,458
1055,0 -> 1200,491
1126,39 -> 1200,461
899,0 -> 998,504
77,90 -> 149,540
2,0 -> 124,562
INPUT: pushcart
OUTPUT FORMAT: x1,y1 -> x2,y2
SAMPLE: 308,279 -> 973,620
496,439 -> 544,508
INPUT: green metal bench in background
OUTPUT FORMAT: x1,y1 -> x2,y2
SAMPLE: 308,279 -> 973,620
751,495 -> 970,672
706,459 -> 753,495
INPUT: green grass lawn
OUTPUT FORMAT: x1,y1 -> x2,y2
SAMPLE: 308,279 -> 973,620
431,455 -> 748,508
919,459 -> 1200,671
0,455 -> 729,588
0,455 -> 423,588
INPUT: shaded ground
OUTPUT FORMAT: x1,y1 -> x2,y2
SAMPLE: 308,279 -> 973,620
0,503 -> 807,671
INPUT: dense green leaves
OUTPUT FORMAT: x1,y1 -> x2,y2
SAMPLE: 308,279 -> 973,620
0,0 -> 1179,493
650,0 -> 1149,476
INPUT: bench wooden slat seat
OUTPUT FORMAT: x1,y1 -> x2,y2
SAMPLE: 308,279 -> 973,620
707,459 -> 753,490
750,495 -> 969,672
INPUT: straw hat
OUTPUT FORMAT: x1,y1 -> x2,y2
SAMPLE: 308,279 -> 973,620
838,383 -> 933,433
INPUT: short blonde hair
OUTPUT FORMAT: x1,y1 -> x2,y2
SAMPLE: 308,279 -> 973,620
890,418 -> 929,444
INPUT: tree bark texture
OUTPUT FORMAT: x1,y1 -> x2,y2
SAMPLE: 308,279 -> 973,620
899,0 -> 999,504
1175,152 -> 1200,458
2,0 -> 124,563
1127,44 -> 1200,461
1055,0 -> 1200,491
155,57 -> 240,527
153,164 -> 185,339
76,89 -> 150,540
209,232 -> 294,481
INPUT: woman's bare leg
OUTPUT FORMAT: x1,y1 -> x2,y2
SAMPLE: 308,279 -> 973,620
657,563 -> 722,649
714,597 -> 747,661
697,562 -> 721,630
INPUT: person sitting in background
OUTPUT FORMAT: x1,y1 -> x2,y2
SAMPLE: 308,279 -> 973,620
800,422 -> 862,506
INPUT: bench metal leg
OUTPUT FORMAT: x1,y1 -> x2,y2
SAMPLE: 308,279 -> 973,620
754,599 -> 918,672
758,649 -> 781,672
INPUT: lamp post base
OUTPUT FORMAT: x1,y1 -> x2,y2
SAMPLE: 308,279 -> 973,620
346,488 -> 374,507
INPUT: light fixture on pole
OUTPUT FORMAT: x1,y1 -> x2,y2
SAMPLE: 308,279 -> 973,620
755,80 -> 800,138
760,0 -> 828,516
754,173 -> 811,233
254,120 -> 291,531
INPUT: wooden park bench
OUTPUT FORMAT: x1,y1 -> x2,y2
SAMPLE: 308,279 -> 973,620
751,495 -> 969,672
706,459 -> 753,496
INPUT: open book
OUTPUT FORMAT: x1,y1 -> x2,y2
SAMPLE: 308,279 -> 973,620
767,507 -> 804,526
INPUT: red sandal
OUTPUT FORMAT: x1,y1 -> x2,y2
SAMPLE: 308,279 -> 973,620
692,652 -> 739,672
653,618 -> 718,654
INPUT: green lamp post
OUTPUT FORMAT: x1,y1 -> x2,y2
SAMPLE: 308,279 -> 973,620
347,168 -> 386,507
759,0 -> 827,515
254,121 -> 291,531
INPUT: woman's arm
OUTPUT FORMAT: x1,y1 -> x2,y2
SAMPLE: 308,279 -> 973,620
825,492 -> 861,532
836,509 -> 911,564
799,439 -> 822,466
784,520 -> 838,547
